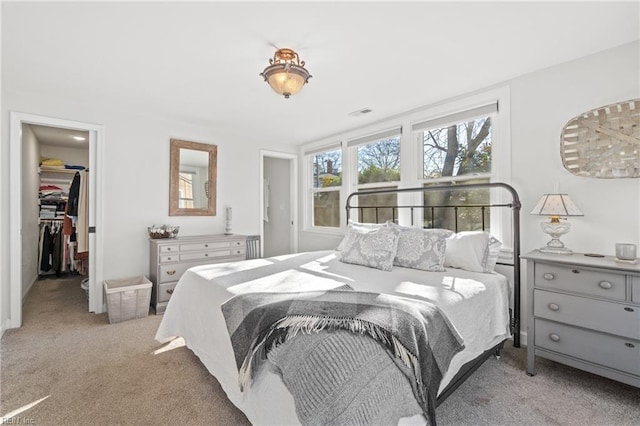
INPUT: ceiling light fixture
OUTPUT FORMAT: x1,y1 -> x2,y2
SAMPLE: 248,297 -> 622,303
72,136 -> 86,141
260,48 -> 311,99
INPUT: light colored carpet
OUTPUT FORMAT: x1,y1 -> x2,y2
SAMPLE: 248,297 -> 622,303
1,275 -> 639,425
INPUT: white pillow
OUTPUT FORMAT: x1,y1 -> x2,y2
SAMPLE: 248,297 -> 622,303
389,223 -> 453,272
339,225 -> 401,271
444,231 -> 502,273
336,221 -> 387,251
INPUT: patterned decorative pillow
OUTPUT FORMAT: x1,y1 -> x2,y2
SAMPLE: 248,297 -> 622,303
339,225 -> 401,271
336,221 -> 387,251
444,231 -> 503,273
390,224 -> 453,272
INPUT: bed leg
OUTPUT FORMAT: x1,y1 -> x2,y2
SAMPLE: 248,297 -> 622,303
493,348 -> 502,359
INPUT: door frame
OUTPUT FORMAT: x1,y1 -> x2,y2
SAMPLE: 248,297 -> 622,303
259,150 -> 298,256
8,112 -> 106,328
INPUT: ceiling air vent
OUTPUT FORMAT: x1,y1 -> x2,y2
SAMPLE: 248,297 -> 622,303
348,107 -> 373,117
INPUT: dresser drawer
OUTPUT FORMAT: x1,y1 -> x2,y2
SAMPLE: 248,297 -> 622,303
159,244 -> 179,253
179,248 -> 244,261
180,241 -> 232,251
158,263 -> 194,283
534,289 -> 640,339
535,318 -> 640,375
535,263 -> 626,300
158,281 -> 178,303
632,276 -> 640,304
160,254 -> 178,263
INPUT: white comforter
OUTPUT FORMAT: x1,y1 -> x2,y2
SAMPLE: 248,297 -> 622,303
155,250 -> 511,425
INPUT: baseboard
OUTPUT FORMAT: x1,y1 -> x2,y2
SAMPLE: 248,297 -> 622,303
22,274 -> 38,305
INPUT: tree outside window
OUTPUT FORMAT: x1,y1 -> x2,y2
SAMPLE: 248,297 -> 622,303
355,136 -> 401,223
421,116 -> 492,231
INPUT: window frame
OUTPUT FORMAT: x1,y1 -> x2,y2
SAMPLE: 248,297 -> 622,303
411,89 -> 512,256
304,144 -> 344,233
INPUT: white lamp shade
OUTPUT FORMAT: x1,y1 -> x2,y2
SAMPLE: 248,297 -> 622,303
530,194 -> 583,217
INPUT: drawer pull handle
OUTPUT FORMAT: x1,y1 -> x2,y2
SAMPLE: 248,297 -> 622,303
571,269 -> 580,274
166,289 -> 174,295
598,281 -> 612,290
548,303 -> 560,311
624,307 -> 635,312
625,342 -> 636,348
167,248 -> 172,251
204,253 -> 209,257
166,257 -> 172,261
543,273 -> 555,280
205,244 -> 209,248
166,270 -> 176,276
549,333 -> 560,342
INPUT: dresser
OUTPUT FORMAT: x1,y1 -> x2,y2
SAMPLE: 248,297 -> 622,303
149,234 -> 246,314
522,250 -> 640,387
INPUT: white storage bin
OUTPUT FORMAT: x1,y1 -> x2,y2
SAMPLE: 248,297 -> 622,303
104,275 -> 152,324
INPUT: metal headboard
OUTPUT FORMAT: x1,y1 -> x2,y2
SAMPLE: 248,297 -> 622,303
345,182 -> 521,348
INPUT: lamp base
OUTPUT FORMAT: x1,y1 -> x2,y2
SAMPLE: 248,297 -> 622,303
539,246 -> 573,255
539,220 -> 574,255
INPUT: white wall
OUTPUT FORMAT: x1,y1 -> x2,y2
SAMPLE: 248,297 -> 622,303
511,41 -> 640,256
1,93 -> 297,329
21,124 -> 40,300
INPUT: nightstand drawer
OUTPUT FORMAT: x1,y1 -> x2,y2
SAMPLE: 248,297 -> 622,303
535,319 -> 640,375
535,263 -> 626,300
534,289 -> 640,339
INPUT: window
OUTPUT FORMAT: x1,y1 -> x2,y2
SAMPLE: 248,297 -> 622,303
351,130 -> 401,224
414,103 -> 497,232
178,172 -> 195,208
301,88 -> 509,242
309,147 -> 342,228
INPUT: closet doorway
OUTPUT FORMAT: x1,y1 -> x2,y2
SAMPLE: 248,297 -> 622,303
8,112 -> 105,329
260,150 -> 298,257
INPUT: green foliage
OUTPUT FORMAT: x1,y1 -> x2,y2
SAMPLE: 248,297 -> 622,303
358,165 -> 400,184
322,175 -> 342,187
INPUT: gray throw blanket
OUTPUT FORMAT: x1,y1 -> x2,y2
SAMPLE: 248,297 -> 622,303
221,290 -> 465,426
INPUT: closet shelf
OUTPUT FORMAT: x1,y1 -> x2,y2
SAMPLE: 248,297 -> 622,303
39,166 -> 85,174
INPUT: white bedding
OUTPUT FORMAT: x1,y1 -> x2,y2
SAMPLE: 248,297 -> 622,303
155,250 -> 511,425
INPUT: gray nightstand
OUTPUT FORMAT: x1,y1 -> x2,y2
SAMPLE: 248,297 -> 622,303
522,250 -> 640,388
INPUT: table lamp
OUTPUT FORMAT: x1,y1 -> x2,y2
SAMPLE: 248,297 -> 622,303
530,193 -> 583,254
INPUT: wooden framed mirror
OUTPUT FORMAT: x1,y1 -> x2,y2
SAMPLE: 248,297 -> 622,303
169,138 -> 217,216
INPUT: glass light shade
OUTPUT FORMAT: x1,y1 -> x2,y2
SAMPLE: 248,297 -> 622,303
260,48 -> 311,99
264,65 -> 308,98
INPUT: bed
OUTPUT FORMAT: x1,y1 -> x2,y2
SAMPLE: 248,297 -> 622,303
155,183 -> 522,425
